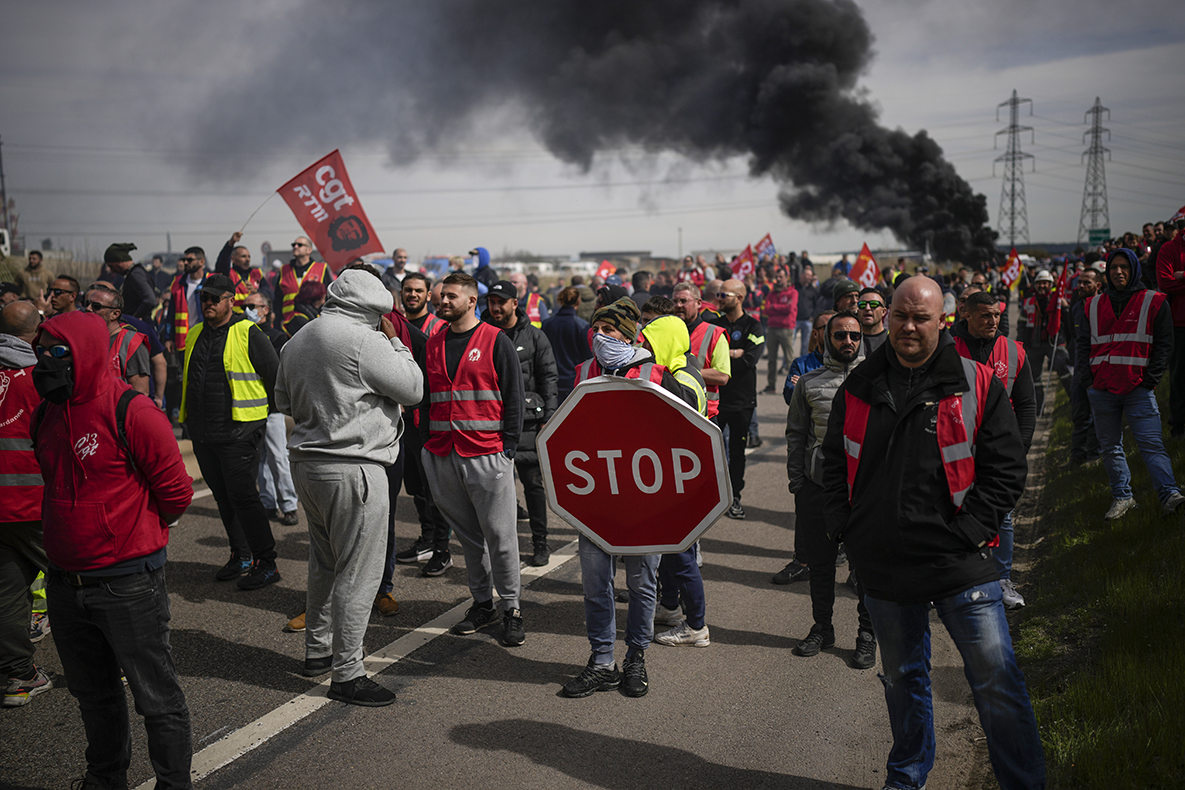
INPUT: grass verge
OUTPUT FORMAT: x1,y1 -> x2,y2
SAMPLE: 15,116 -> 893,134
1012,391 -> 1185,789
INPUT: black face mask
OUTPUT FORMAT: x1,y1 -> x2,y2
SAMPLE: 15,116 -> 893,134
33,355 -> 74,404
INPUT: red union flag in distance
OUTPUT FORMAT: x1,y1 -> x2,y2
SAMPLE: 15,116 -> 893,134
731,245 -> 755,278
1000,248 -> 1022,291
754,233 -> 776,260
595,260 -> 616,280
849,243 -> 880,288
278,149 -> 384,270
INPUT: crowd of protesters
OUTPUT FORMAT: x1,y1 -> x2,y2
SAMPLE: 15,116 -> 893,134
3,208 -> 1184,789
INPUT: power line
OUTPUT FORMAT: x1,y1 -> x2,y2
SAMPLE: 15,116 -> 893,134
994,90 -> 1035,246
1078,98 -> 1111,245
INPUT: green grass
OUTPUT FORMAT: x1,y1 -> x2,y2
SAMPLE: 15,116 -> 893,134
1013,389 -> 1185,789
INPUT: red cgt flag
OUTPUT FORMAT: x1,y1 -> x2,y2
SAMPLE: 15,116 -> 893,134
595,260 -> 616,280
278,149 -> 384,270
731,245 -> 755,278
850,243 -> 881,289
754,233 -> 776,260
1000,248 -> 1022,291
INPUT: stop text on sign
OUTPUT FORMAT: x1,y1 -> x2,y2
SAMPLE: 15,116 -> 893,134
564,448 -> 702,495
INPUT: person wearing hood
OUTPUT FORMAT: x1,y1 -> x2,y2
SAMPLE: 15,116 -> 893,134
180,274 -> 282,590
561,302 -> 699,699
470,246 -> 499,315
422,272 -> 526,649
483,280 -> 559,566
821,276 -> 1043,790
785,310 -> 875,668
952,291 -> 1037,610
1075,247 -> 1184,520
0,302 -> 51,707
274,268 -> 422,707
32,310 -> 194,788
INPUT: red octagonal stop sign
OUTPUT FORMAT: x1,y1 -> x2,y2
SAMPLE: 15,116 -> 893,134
537,375 -> 731,555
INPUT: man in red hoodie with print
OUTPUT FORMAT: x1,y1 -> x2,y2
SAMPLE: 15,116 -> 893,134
32,311 -> 195,790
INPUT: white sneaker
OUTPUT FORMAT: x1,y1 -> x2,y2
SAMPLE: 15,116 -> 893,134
653,605 -> 683,627
654,621 -> 710,648
1000,579 -> 1025,610
1162,491 -> 1185,516
1103,498 -> 1136,521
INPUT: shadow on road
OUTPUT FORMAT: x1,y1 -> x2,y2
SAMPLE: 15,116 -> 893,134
450,719 -> 866,789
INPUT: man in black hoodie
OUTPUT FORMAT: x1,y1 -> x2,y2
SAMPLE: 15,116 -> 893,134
822,276 -> 1044,790
1074,248 -> 1184,520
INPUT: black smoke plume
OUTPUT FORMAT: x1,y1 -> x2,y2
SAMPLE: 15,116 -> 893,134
185,0 -> 997,261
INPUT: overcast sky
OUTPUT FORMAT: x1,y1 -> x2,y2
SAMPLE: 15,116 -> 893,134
2,0 -> 1182,264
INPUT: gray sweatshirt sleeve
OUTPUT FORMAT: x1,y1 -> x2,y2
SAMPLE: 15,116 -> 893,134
358,332 -> 424,407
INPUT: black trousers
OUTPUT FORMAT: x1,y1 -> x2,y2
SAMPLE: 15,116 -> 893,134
191,426 -> 277,563
515,459 -> 548,545
1070,378 -> 1101,460
1169,326 -> 1185,431
713,408 -> 753,499
794,480 -> 871,634
402,426 -> 450,552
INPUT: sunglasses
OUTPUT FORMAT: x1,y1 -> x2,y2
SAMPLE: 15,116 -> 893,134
200,293 -> 229,303
292,242 -> 308,248
856,300 -> 883,310
48,288 -> 77,297
831,331 -> 862,342
83,300 -> 115,311
36,343 -> 71,358
245,303 -> 268,310
179,256 -> 196,263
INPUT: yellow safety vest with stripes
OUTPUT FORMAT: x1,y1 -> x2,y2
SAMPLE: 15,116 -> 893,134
179,319 -> 270,422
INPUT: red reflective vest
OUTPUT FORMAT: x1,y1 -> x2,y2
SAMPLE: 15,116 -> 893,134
108,326 -> 147,382
169,273 -> 203,351
689,320 -> 727,418
0,364 -> 43,522
953,335 -> 1026,397
1021,295 -> 1061,342
525,293 -> 544,328
843,356 -> 993,511
420,313 -> 447,337
278,261 -> 330,324
229,267 -> 263,310
573,357 -> 667,386
1086,289 -> 1165,395
425,322 -> 505,457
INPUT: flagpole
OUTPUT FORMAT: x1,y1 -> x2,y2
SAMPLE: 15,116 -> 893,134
239,193 -> 276,233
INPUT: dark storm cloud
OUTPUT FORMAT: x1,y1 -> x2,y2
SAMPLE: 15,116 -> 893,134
182,0 -> 995,259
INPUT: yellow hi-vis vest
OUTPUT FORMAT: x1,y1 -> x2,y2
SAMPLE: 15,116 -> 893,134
179,319 -> 269,422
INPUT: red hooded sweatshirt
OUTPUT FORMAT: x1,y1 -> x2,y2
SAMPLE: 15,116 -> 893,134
34,311 -> 193,572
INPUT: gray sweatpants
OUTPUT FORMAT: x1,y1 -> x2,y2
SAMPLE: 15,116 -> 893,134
421,449 -> 521,611
293,460 -> 389,684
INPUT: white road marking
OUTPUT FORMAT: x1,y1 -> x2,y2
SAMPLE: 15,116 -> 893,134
133,539 -> 579,789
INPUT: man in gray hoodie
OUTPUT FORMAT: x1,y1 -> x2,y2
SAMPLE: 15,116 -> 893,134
275,269 -> 423,707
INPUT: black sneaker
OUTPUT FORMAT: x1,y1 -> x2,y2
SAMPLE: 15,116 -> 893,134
216,552 -> 252,582
726,498 -> 746,519
327,675 -> 396,707
621,653 -> 649,697
501,608 -> 525,647
451,601 -> 500,635
771,559 -> 809,585
237,559 -> 281,591
746,435 -> 763,449
794,624 -> 836,657
422,550 -> 452,577
530,543 -> 551,567
852,629 -> 877,670
560,657 -> 621,698
279,510 -> 300,526
396,538 -> 433,564
761,385 -> 776,394
302,656 -> 332,677
517,503 -> 530,521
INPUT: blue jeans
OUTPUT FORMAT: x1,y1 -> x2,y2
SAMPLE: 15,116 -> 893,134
578,536 -> 659,662
658,547 -> 707,629
47,566 -> 192,789
257,412 -> 298,513
992,510 -> 1014,581
865,583 -> 1045,790
797,319 -> 813,357
1087,386 -> 1180,503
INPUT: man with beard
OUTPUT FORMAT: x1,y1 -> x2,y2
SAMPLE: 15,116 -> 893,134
401,272 -> 446,336
855,287 -> 888,353
1017,269 -> 1071,415
482,281 -> 558,566
104,243 -> 156,322
786,311 -> 874,668
822,276 -> 1043,790
421,273 -> 525,648
1077,248 -> 1184,520
215,232 -> 267,313
952,291 -> 1037,610
274,236 -> 333,327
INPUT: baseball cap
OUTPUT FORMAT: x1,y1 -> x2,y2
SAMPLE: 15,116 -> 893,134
487,280 -> 517,301
201,273 -> 235,297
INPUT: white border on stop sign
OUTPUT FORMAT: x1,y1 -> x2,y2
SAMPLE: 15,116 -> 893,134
537,374 -> 732,556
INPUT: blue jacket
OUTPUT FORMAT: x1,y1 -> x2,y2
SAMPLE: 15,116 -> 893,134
542,305 -> 593,401
783,351 -> 824,405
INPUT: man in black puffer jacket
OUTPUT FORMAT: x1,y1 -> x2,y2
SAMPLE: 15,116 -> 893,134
483,281 -> 558,566
821,276 -> 1044,790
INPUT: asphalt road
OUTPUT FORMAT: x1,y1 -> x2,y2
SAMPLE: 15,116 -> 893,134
2,384 -> 997,790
